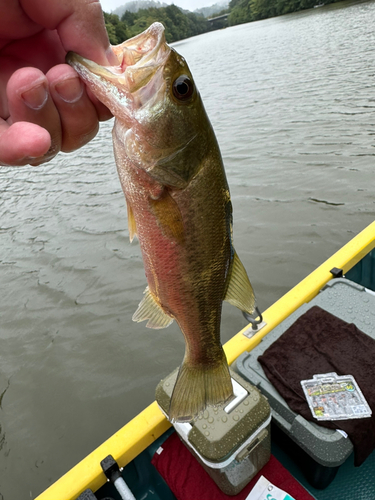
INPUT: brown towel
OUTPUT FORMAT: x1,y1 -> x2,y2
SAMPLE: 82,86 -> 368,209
258,305 -> 375,466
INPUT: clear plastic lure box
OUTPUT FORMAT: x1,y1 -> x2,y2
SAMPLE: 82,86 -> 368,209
301,372 -> 372,421
156,368 -> 271,495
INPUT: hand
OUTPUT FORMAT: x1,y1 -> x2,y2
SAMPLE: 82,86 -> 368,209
0,0 -> 118,166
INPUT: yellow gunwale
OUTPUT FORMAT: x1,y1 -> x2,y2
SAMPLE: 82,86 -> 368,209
36,221 -> 375,500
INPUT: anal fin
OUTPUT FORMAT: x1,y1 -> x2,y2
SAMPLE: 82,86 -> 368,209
133,287 -> 173,329
224,251 -> 255,315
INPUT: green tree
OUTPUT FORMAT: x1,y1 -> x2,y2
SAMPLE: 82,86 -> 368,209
228,0 -> 253,25
105,23 -> 118,44
115,21 -> 128,43
250,0 -> 277,20
118,4 -> 209,43
103,12 -> 129,45
121,11 -> 137,25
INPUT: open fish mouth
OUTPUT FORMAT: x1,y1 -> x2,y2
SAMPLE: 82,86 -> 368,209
66,23 -> 171,121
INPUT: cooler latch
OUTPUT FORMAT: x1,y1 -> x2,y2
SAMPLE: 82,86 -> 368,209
235,428 -> 269,462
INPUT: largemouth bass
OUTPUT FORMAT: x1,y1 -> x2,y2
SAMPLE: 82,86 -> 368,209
67,22 -> 255,422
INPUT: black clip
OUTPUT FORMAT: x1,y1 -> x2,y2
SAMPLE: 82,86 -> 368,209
101,455 -> 121,483
330,267 -> 343,278
242,306 -> 263,331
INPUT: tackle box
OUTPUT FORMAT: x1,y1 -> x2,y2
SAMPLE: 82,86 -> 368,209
156,368 -> 271,495
234,278 -> 375,489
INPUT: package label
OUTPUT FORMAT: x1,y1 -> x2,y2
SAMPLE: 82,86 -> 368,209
246,476 -> 295,500
300,372 -> 372,421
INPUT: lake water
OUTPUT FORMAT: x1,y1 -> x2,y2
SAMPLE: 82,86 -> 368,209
1,1 -> 375,497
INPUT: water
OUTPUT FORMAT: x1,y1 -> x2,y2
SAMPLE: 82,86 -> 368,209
1,1 -> 374,497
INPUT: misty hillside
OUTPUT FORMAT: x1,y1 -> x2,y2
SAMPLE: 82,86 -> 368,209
112,0 -> 229,18
113,1 -> 168,17
194,1 -> 229,18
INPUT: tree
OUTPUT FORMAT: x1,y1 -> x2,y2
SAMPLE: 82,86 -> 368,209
118,4 -> 209,43
103,12 -> 128,45
228,0 -> 253,25
251,0 -> 277,20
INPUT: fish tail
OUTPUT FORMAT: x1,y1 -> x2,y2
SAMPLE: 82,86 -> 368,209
168,349 -> 233,423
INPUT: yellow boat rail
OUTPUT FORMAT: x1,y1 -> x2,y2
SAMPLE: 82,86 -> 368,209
36,221 -> 375,500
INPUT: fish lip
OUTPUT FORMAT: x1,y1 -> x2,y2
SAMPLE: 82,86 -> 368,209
66,22 -> 169,95
112,22 -> 167,71
65,51 -> 116,80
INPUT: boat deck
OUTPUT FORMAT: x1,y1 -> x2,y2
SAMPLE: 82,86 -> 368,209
93,425 -> 375,500
36,224 -> 375,500
95,259 -> 375,500
273,440 -> 375,500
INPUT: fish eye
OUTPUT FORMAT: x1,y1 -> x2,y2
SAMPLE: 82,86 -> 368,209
172,75 -> 194,102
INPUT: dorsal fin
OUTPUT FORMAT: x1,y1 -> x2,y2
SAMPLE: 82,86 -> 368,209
224,251 -> 255,315
132,287 -> 173,329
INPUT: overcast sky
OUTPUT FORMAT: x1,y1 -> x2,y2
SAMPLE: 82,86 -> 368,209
99,0 -> 218,13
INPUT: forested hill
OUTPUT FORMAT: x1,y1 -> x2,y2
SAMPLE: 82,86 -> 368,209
103,0 -> 341,45
228,0 -> 335,23
103,5 -> 209,44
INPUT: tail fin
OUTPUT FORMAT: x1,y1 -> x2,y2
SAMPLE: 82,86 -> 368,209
168,349 -> 233,423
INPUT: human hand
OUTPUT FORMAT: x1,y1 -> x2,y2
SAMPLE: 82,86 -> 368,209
0,0 -> 118,166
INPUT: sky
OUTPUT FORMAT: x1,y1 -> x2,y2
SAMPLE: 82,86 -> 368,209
99,0 -> 219,13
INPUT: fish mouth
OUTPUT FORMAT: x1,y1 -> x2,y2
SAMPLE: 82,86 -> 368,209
66,22 -> 171,123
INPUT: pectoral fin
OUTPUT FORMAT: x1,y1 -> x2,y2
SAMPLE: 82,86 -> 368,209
149,165 -> 189,189
149,190 -> 185,245
224,251 -> 255,314
133,287 -> 173,329
148,134 -> 201,189
126,199 -> 137,242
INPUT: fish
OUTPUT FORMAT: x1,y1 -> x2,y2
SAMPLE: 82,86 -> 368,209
66,22 -> 256,422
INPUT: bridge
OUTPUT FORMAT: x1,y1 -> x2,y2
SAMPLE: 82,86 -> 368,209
207,13 -> 229,27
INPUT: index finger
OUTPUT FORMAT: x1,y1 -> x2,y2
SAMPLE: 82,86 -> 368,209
20,0 -> 118,65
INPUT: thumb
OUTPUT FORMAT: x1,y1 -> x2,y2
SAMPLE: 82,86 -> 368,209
21,0 -> 118,65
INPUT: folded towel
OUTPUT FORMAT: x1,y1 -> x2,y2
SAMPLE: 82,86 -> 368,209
258,305 -> 375,466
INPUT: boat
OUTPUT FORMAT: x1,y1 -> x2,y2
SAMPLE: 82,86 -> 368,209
35,221 -> 375,500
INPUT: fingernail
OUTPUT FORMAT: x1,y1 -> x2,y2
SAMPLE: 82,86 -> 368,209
21,83 -> 48,110
55,77 -> 84,103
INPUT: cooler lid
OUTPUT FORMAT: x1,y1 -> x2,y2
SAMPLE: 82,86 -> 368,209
156,368 -> 271,463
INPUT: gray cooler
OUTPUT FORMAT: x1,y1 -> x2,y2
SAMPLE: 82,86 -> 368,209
234,278 -> 375,489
